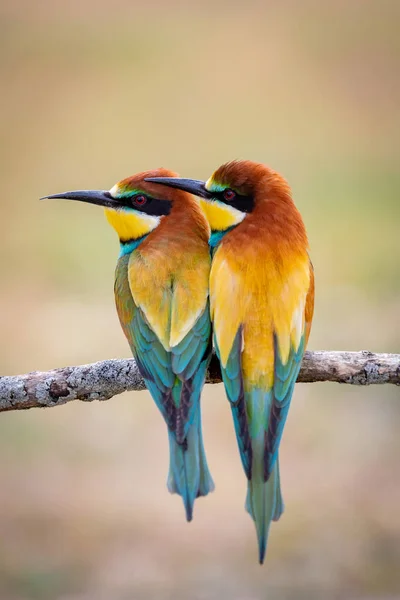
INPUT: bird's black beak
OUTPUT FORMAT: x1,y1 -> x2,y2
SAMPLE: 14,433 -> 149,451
144,177 -> 213,200
40,190 -> 119,209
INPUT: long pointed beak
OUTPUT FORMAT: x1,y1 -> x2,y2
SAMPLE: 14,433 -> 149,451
144,177 -> 213,200
40,189 -> 119,209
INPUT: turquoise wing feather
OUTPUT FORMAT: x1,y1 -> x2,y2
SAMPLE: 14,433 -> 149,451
114,254 -> 214,520
216,324 -> 306,484
214,327 -> 253,480
115,254 -> 176,428
171,305 -> 211,443
264,333 -> 305,479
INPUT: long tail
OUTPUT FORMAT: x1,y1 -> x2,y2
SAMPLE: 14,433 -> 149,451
245,457 -> 284,564
232,388 -> 285,564
167,402 -> 214,521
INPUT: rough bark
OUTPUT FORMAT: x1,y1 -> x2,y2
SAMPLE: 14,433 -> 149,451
0,351 -> 398,413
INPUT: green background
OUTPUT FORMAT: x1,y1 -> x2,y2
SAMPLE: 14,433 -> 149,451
0,1 -> 399,598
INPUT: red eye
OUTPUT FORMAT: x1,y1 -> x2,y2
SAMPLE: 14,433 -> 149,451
134,194 -> 147,206
223,189 -> 236,201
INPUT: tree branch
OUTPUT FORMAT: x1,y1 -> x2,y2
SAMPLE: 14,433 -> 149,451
0,351 -> 398,413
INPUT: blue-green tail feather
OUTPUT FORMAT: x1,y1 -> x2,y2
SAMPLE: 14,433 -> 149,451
245,459 -> 282,564
242,388 -> 285,564
167,402 -> 214,521
272,457 -> 285,522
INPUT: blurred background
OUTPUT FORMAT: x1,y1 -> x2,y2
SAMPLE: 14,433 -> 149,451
0,0 -> 399,598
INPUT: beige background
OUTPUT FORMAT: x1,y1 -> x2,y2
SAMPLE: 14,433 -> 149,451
0,1 -> 399,598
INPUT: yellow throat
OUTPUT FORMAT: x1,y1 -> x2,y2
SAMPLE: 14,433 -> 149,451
199,198 -> 245,232
104,208 -> 161,242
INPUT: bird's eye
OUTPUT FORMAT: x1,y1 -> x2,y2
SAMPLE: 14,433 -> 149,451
223,189 -> 236,201
134,194 -> 147,206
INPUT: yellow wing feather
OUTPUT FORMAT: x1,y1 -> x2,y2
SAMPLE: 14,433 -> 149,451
128,244 -> 210,351
128,251 -> 172,350
170,257 -> 210,347
210,243 -> 310,390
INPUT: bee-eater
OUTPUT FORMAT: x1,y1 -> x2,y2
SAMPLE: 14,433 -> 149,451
42,168 -> 215,521
146,161 -> 315,563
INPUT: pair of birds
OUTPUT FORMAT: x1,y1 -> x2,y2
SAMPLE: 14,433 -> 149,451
44,160 -> 314,564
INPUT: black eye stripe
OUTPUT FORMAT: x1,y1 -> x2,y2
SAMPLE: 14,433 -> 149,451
217,190 -> 254,213
120,194 -> 171,217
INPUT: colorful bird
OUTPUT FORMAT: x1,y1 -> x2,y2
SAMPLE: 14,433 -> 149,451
146,160 -> 315,563
42,168 -> 215,521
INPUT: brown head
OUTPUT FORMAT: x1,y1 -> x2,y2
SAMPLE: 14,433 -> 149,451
145,160 -> 307,248
42,168 -> 209,250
